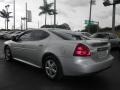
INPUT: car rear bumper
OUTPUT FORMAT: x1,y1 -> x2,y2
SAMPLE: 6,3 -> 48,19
61,55 -> 114,76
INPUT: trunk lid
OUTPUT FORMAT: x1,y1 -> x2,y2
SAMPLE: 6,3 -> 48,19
80,38 -> 110,62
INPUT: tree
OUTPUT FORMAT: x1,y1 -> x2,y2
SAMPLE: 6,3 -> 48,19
0,9 -> 12,30
41,23 -> 71,30
58,23 -> 71,30
39,0 -> 55,26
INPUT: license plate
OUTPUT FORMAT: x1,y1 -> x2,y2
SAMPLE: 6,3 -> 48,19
97,50 -> 108,58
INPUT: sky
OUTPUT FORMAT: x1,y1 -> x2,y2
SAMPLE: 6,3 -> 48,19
0,0 -> 120,31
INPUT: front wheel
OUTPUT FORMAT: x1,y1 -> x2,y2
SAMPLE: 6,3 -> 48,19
4,46 -> 13,61
43,56 -> 63,80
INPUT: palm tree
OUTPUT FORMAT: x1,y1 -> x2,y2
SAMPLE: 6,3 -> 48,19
39,0 -> 55,26
0,9 -> 12,30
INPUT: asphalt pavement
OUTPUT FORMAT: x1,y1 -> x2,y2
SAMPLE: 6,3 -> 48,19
0,40 -> 120,90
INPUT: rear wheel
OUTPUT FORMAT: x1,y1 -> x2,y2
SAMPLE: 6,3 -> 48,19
43,55 -> 63,80
4,46 -> 13,61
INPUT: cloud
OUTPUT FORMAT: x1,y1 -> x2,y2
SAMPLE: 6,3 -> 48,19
0,0 -> 4,2
4,0 -> 14,4
58,9 -> 68,17
61,0 -> 89,7
0,0 -> 14,4
96,10 -> 112,19
57,7 -> 76,18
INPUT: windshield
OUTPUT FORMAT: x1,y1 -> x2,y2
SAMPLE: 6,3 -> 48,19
82,33 -> 91,37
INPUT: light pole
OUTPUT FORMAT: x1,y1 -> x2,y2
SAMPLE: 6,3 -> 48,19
89,0 -> 92,26
54,0 -> 56,28
88,0 -> 96,33
5,4 -> 10,31
112,2 -> 116,33
88,0 -> 92,33
26,2 -> 28,30
13,0 -> 15,30
21,17 -> 23,30
103,0 -> 120,33
21,17 -> 26,30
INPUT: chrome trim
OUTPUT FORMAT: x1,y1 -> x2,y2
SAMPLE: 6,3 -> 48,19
13,58 -> 41,68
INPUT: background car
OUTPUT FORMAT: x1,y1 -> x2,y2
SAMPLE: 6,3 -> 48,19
75,31 -> 91,37
2,31 -> 24,40
3,31 -> 15,40
4,28 -> 113,80
0,31 -> 8,39
91,32 -> 120,49
8,31 -> 24,39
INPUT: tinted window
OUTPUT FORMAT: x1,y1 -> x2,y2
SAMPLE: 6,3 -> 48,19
31,30 -> 49,40
19,30 -> 49,41
109,34 -> 117,39
19,32 -> 32,41
92,34 -> 108,38
51,31 -> 82,40
81,33 -> 91,37
80,35 -> 91,40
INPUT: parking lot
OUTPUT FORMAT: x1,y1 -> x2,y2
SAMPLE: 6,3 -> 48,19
0,39 -> 120,90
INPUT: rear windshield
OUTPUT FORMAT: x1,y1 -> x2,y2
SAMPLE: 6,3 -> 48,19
51,31 -> 90,40
82,33 -> 91,37
51,31 -> 81,40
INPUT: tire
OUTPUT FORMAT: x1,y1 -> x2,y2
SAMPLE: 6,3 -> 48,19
43,55 -> 63,80
4,46 -> 13,61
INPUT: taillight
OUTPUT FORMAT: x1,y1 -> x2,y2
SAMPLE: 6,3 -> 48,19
73,43 -> 91,57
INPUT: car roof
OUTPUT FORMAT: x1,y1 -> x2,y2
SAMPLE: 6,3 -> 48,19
27,28 -> 92,36
27,28 -> 74,33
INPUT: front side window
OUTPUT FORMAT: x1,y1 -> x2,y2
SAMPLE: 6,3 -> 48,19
19,32 -> 32,41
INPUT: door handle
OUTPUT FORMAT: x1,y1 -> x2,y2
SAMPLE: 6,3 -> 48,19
39,45 -> 43,47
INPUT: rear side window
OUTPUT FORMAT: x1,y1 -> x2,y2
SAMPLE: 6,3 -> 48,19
31,30 -> 49,40
19,30 -> 49,41
51,31 -> 82,40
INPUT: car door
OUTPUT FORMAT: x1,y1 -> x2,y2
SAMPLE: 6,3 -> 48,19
12,30 -> 50,66
11,31 -> 37,64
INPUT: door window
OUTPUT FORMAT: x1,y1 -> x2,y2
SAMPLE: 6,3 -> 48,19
31,30 -> 49,40
19,32 -> 32,41
19,30 -> 49,41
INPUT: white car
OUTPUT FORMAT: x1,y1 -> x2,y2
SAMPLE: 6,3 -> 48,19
3,31 -> 15,39
4,28 -> 113,80
91,32 -> 120,48
0,31 -> 8,39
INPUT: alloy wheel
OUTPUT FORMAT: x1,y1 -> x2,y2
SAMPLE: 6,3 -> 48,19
5,47 -> 12,61
45,59 -> 57,79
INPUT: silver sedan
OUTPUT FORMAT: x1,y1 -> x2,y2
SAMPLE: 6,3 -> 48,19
4,28 -> 114,80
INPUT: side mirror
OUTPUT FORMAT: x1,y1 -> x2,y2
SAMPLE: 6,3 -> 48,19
11,36 -> 18,41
